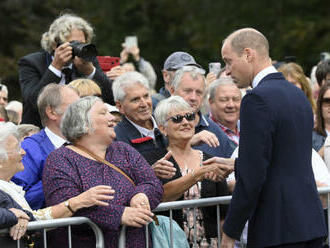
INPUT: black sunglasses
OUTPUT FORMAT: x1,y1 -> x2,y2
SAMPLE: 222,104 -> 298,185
167,112 -> 196,123
322,97 -> 330,104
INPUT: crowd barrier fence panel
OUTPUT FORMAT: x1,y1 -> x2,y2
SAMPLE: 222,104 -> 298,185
118,186 -> 330,248
0,216 -> 104,248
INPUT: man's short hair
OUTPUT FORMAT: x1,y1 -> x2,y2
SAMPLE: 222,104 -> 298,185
112,71 -> 150,102
170,66 -> 206,91
316,59 -> 330,87
209,78 -> 241,101
37,84 -> 67,127
41,13 -> 94,53
224,28 -> 269,57
163,52 -> 201,71
0,83 -> 8,95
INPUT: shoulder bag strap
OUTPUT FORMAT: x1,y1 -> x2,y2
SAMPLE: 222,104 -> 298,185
73,144 -> 135,186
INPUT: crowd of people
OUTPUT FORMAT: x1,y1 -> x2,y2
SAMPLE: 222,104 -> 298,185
1,12 -> 330,248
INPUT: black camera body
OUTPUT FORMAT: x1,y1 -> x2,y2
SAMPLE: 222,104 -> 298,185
69,41 -> 97,62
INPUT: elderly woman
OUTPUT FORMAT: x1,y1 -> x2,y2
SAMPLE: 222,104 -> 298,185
42,96 -> 163,248
142,96 -> 233,247
0,122 -> 115,245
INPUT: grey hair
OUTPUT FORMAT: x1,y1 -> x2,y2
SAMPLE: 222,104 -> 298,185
5,100 -> 22,113
0,122 -> 19,161
209,77 -> 241,100
170,66 -> 206,91
154,95 -> 194,126
112,71 -> 150,102
37,84 -> 66,127
41,13 -> 94,53
0,83 -> 8,94
60,96 -> 101,143
17,124 -> 40,140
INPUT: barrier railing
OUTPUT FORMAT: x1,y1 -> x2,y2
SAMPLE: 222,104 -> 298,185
2,186 -> 330,248
119,186 -> 330,248
0,217 -> 104,248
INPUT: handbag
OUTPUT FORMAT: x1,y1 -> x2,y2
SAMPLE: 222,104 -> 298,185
149,215 -> 189,248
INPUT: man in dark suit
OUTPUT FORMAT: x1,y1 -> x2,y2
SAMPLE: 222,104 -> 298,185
219,28 -> 327,247
18,13 -> 113,128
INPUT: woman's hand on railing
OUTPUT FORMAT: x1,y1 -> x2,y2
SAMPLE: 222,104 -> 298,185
121,207 -> 154,227
9,215 -> 29,240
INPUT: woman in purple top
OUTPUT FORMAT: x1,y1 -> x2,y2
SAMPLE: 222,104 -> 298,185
42,96 -> 163,248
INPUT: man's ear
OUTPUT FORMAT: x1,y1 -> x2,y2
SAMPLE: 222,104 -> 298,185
244,48 -> 253,63
115,101 -> 125,115
45,106 -> 57,121
169,86 -> 175,95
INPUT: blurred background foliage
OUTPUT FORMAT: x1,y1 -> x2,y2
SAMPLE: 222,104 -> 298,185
1,0 -> 330,100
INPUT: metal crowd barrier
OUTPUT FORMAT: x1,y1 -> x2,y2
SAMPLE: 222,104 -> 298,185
1,187 -> 330,248
0,217 -> 104,248
118,186 -> 330,248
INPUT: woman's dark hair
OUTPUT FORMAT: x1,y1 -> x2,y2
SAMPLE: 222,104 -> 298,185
314,82 -> 330,135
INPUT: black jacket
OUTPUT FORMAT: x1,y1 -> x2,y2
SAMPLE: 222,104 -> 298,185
18,50 -> 114,127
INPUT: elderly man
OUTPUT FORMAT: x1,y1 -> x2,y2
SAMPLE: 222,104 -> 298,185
113,71 -> 176,179
169,66 -> 234,158
19,13 -> 113,128
209,78 -> 241,149
220,28 -> 326,248
12,84 -> 79,209
152,51 -> 201,109
0,83 -> 8,107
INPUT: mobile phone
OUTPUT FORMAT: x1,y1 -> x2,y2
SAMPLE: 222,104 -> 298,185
209,62 -> 221,75
125,36 -> 138,48
97,56 -> 120,72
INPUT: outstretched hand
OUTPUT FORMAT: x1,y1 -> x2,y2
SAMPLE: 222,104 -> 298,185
152,151 -> 176,179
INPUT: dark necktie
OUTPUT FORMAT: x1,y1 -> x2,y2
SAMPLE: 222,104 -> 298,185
62,68 -> 72,84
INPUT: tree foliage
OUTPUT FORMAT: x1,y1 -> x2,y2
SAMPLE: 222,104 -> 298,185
1,0 -> 329,100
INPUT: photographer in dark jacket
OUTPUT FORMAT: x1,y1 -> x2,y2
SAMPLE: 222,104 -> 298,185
18,13 -> 114,128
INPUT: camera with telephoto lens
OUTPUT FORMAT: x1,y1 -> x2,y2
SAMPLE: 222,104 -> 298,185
69,40 -> 98,62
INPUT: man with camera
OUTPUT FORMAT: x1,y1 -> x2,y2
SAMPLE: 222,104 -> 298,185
18,13 -> 113,128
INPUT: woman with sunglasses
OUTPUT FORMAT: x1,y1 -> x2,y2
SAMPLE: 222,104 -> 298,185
142,95 -> 233,247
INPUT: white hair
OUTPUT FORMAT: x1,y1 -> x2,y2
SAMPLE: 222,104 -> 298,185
170,66 -> 206,91
6,100 -> 23,113
0,83 -> 8,94
154,95 -> 193,127
112,71 -> 150,102
0,122 -> 19,161
208,77 -> 241,100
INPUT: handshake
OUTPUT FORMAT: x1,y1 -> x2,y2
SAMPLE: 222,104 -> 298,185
152,151 -> 234,182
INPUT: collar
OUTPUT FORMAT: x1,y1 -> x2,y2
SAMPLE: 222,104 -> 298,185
252,66 -> 277,88
209,113 -> 240,134
196,112 -> 209,128
44,127 -> 67,149
126,116 -> 158,139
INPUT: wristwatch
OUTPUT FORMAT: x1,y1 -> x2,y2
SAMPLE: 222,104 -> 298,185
64,200 -> 75,214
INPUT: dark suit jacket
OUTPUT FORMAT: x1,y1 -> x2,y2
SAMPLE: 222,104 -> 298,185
223,73 -> 327,247
18,50 -> 114,127
114,116 -> 167,154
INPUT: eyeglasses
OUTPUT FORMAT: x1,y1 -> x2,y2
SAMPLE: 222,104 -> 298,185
322,97 -> 330,105
166,112 -> 196,123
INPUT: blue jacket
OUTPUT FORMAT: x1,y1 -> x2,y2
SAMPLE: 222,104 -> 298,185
193,113 -> 234,158
223,73 -> 326,247
12,129 -> 54,209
